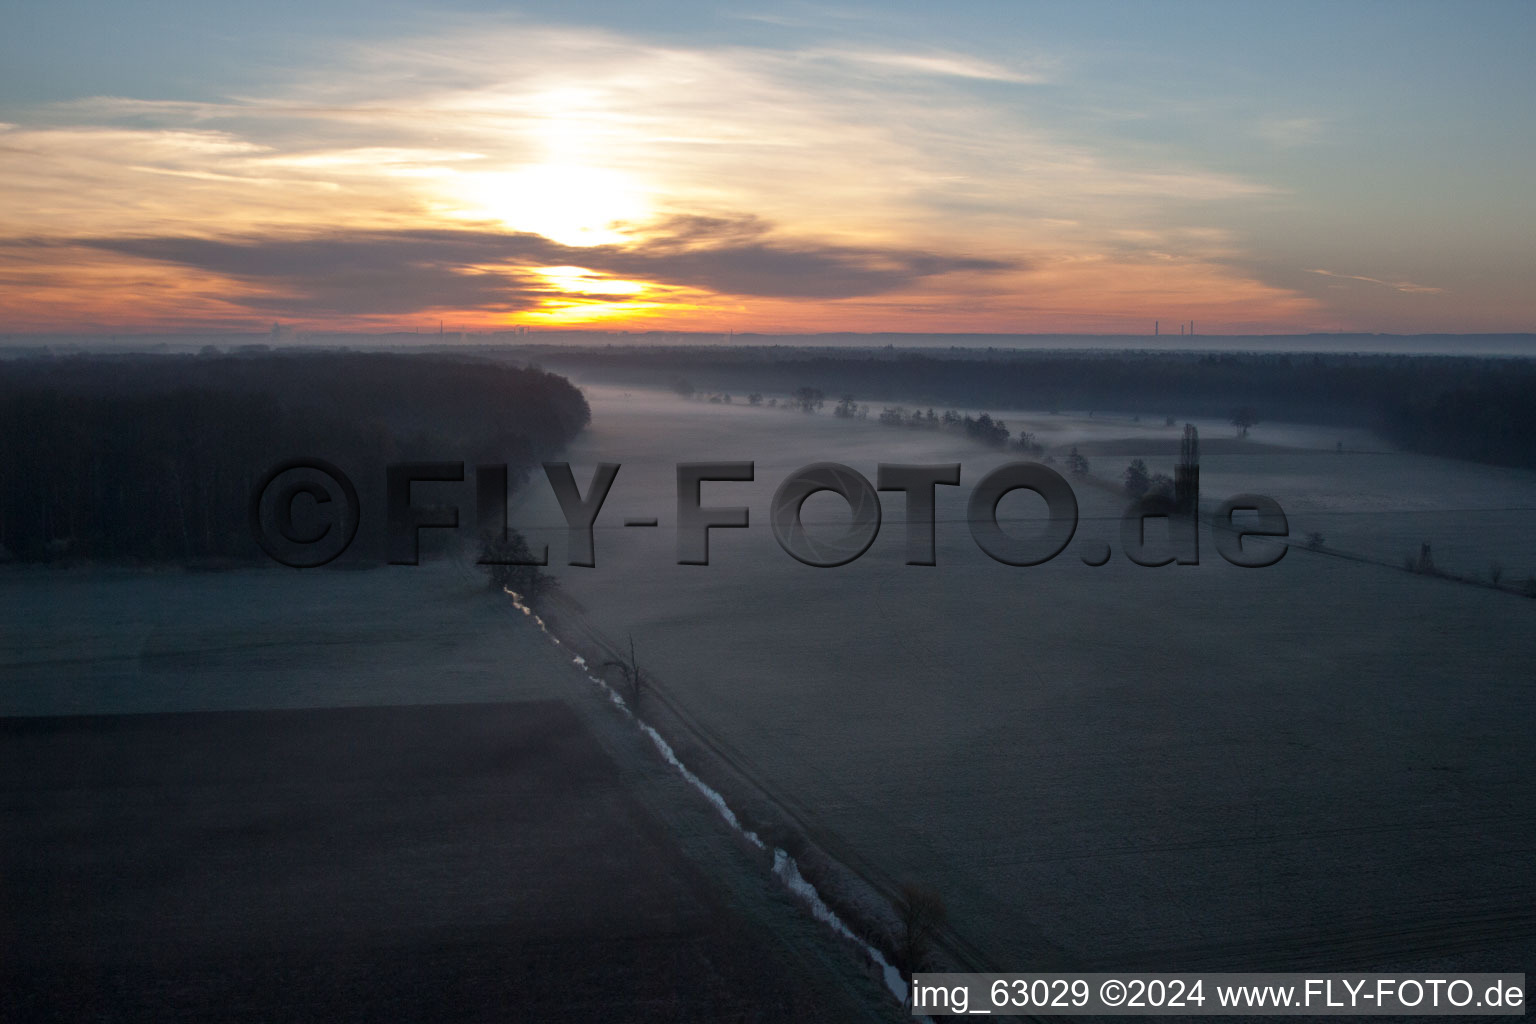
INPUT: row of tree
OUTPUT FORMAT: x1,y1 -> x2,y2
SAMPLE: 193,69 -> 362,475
563,348 -> 1536,469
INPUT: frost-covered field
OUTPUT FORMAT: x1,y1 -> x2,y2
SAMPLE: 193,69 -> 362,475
0,562 -> 901,1020
507,385 -> 1536,971
0,562 -> 571,715
6,383 -> 1531,979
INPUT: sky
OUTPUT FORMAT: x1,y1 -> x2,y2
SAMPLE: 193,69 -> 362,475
1,0 -> 1533,335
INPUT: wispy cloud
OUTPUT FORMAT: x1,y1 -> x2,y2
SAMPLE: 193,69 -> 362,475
1305,268 -> 1444,294
0,21 -> 1316,330
800,48 -> 1046,83
1253,116 -> 1330,148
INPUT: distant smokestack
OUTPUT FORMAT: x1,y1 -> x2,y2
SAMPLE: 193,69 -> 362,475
1155,320 -> 1159,336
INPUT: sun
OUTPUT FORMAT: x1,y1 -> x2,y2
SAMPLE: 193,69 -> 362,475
451,163 -> 650,247
534,266 -> 647,295
526,267 -> 661,324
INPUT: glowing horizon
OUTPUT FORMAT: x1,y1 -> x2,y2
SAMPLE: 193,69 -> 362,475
2,4 -> 1533,336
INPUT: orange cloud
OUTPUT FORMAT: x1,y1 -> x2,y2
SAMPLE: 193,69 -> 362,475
0,25 -> 1329,333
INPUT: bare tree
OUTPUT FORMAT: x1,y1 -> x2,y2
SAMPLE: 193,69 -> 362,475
603,634 -> 646,707
893,883 -> 947,995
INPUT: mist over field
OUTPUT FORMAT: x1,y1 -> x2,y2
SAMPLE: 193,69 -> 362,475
504,377 -> 1536,974
4,345 -> 1532,1020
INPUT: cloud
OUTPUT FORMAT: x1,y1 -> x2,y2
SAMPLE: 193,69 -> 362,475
1305,268 -> 1444,294
607,239 -> 1009,300
800,48 -> 1046,83
1253,116 -> 1330,147
18,23 -> 1259,228
26,234 -> 547,316
0,21 -> 1315,330
55,218 -> 1014,316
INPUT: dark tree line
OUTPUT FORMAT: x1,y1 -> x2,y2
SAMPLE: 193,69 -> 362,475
518,346 -> 1536,470
1377,379 -> 1536,467
0,352 -> 589,564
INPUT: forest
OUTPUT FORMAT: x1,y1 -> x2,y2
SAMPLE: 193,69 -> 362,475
0,352 -> 589,564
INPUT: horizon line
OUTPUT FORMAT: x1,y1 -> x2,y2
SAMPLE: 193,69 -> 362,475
6,329 -> 1536,340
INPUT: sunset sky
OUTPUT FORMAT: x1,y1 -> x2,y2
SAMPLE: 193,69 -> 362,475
2,1 -> 1533,335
